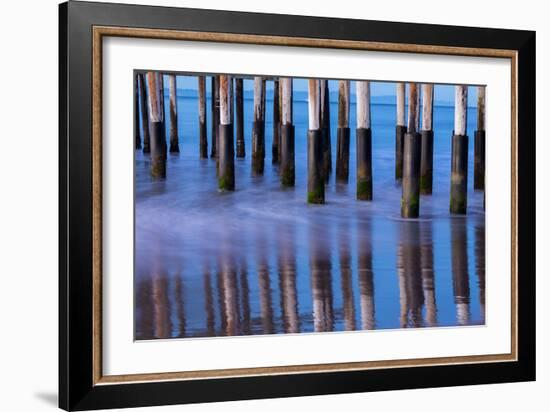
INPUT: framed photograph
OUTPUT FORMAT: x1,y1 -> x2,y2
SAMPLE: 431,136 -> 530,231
59,1 -> 535,410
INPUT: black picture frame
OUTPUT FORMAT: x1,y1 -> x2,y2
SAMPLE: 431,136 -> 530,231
59,1 -> 536,410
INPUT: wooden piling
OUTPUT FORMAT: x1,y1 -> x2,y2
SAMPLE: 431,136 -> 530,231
134,73 -> 141,149
146,71 -> 167,178
395,82 -> 407,180
137,73 -> 150,153
252,77 -> 266,175
356,80 -> 373,200
272,78 -> 281,164
210,76 -> 220,159
307,79 -> 324,204
401,83 -> 421,218
450,85 -> 469,214
235,78 -> 245,158
336,80 -> 350,183
320,80 -> 332,182
167,74 -> 179,153
198,76 -> 208,158
420,84 -> 434,194
218,75 -> 235,191
474,86 -> 485,190
280,78 -> 295,187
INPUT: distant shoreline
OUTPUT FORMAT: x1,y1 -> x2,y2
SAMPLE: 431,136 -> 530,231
165,89 -> 477,109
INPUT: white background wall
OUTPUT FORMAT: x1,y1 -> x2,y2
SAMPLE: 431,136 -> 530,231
0,0 -> 546,411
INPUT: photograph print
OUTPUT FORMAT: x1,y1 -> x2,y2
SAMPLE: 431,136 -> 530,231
133,72 -> 486,340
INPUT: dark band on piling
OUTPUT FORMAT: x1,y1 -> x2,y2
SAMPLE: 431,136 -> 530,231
450,134 -> 469,214
336,127 -> 350,183
395,125 -> 407,180
420,130 -> 434,194
307,129 -> 325,204
218,124 -> 235,191
252,120 -> 265,175
356,128 -> 373,201
138,73 -> 150,154
280,124 -> 295,187
210,76 -> 220,159
235,79 -> 245,158
150,121 -> 167,179
401,132 -> 421,218
321,81 -> 332,182
322,126 -> 331,183
199,119 -> 207,159
272,79 -> 280,164
169,98 -> 179,153
474,130 -> 485,190
134,73 -> 141,150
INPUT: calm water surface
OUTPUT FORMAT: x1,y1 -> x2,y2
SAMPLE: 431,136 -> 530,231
135,89 -> 485,340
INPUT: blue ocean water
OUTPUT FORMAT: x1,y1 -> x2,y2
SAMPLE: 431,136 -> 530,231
134,84 -> 485,340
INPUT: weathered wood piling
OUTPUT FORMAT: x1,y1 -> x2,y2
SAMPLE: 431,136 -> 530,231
320,80 -> 332,182
420,84 -> 434,194
251,77 -> 266,175
146,71 -> 167,178
395,82 -> 407,180
280,78 -> 295,187
218,75 -> 235,191
168,74 -> 179,153
307,79 -> 324,204
474,86 -> 485,190
450,85 -> 469,214
198,76 -> 208,158
235,78 -> 245,158
210,76 -> 220,159
401,83 -> 421,218
356,80 -> 373,201
336,80 -> 351,183
137,73 -> 150,153
272,78 -> 281,164
134,73 -> 141,149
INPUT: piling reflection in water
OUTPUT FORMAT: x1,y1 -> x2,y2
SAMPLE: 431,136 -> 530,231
357,217 -> 375,330
135,213 -> 484,339
220,240 -> 240,336
277,222 -> 300,334
398,222 -> 424,328
420,222 -> 437,327
310,223 -> 334,333
256,227 -> 274,335
475,224 -> 486,323
451,220 -> 471,325
202,262 -> 216,336
339,219 -> 356,331
238,258 -> 252,335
